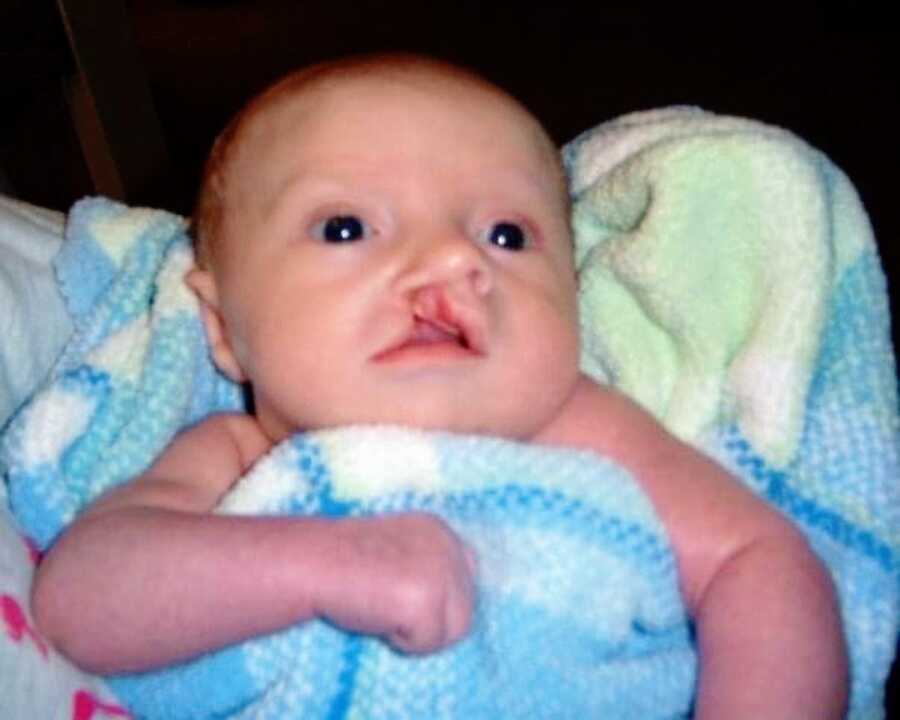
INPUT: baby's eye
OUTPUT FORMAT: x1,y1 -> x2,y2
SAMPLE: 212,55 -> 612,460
486,221 -> 528,251
319,215 -> 367,243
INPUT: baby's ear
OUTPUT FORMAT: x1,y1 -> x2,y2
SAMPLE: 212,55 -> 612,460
185,268 -> 247,383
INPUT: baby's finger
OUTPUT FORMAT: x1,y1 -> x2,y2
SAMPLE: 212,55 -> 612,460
387,615 -> 443,655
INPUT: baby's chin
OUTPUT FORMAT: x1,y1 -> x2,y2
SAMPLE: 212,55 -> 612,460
254,376 -> 580,442
254,409 -> 524,443
322,403 -> 563,442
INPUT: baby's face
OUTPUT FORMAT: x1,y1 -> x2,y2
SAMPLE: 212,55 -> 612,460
201,71 -> 580,441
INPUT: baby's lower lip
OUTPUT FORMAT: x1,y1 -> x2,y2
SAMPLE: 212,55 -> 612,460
372,319 -> 483,365
371,340 -> 481,365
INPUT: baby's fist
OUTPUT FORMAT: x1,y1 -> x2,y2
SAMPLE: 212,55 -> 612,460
320,513 -> 477,654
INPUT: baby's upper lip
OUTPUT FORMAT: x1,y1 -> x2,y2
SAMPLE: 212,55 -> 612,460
374,295 -> 487,361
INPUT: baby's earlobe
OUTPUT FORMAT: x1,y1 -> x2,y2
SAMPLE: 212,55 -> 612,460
184,269 -> 247,383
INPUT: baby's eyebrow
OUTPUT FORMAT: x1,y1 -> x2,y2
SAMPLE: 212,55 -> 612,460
263,162 -> 562,224
490,158 -> 564,195
264,174 -> 357,218
268,152 -> 397,202
479,171 -> 566,215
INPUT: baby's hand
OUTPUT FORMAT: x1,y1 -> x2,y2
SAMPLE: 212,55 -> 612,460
315,513 -> 477,654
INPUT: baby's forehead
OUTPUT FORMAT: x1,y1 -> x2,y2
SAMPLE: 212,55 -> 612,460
239,61 -> 550,154
219,58 -> 569,213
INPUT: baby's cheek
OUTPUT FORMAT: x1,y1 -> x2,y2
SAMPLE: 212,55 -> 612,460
533,293 -> 580,363
509,308 -> 581,432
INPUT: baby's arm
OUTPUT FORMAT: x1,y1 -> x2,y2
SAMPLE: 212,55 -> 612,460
31,413 -> 475,674
537,376 -> 848,719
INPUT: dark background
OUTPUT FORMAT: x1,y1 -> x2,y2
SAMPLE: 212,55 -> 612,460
1,0 -> 897,714
1,1 -> 897,345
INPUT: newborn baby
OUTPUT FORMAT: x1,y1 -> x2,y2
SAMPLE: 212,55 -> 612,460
33,53 -> 847,719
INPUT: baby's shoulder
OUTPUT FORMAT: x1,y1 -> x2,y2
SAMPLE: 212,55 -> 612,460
534,374 -> 670,456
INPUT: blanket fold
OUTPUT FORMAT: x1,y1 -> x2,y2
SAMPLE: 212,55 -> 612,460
2,107 -> 898,719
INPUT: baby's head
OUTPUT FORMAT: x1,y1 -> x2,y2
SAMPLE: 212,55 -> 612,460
188,53 -> 582,441
192,55 -> 569,268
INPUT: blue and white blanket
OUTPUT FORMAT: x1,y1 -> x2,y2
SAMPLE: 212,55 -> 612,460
2,108 -> 898,719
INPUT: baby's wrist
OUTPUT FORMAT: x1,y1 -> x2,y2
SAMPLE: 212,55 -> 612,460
305,516 -> 385,615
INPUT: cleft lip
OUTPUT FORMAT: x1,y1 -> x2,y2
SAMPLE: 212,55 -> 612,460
418,315 -> 469,350
422,294 -> 486,356
373,294 -> 488,363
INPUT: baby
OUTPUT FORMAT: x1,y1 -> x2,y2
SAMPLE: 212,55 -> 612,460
32,54 -> 848,718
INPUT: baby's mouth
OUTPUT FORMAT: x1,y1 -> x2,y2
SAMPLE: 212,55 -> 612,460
373,302 -> 485,363
408,317 -> 470,349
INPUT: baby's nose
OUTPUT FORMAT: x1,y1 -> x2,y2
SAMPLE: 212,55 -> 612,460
398,232 -> 493,298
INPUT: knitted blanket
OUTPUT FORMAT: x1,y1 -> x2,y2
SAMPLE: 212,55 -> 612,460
2,107 -> 898,719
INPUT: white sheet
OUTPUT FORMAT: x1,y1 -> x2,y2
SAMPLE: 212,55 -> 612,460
0,195 -> 73,428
